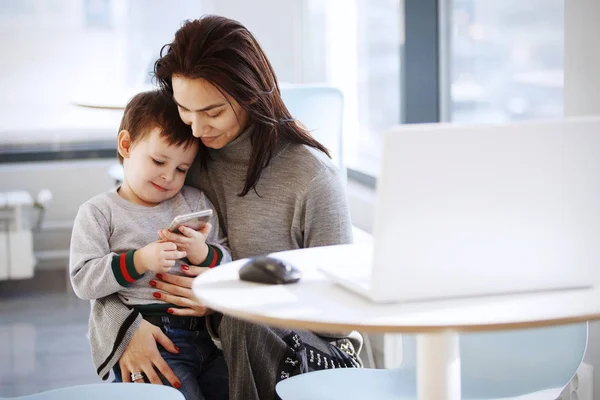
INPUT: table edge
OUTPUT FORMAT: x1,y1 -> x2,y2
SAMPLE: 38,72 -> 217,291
195,293 -> 597,334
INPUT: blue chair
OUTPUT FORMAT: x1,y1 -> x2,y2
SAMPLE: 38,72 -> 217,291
276,322 -> 588,400
280,83 -> 344,171
0,383 -> 184,400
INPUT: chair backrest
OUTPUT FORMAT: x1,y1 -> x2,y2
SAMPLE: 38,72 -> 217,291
1,383 -> 184,400
280,84 -> 344,171
398,322 -> 588,398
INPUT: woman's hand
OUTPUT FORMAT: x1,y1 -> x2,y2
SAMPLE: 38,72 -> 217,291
151,264 -> 214,317
119,320 -> 181,388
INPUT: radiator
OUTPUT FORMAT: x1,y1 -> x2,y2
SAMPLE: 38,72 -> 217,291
0,190 -> 50,280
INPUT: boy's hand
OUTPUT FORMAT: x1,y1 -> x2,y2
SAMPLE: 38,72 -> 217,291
158,223 -> 212,265
134,241 -> 187,274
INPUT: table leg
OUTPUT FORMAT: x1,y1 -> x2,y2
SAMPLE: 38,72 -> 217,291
417,331 -> 461,400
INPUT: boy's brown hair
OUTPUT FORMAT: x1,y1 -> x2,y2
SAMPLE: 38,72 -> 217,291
117,90 -> 197,164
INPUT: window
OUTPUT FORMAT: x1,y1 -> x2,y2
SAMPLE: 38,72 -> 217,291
0,0 -> 201,142
447,0 -> 564,123
305,0 -> 404,176
2,0 -> 565,177
1,0 -> 404,178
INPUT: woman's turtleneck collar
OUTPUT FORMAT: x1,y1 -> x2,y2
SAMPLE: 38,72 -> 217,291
209,125 -> 254,166
208,124 -> 290,168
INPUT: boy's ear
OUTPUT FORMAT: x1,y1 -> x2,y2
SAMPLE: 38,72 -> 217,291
117,130 -> 132,159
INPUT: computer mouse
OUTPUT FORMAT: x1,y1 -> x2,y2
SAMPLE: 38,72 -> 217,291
238,256 -> 302,284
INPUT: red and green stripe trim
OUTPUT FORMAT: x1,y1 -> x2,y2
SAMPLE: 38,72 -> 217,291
111,250 -> 144,287
198,244 -> 223,268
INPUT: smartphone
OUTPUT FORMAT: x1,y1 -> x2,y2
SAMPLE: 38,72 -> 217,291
166,209 -> 213,232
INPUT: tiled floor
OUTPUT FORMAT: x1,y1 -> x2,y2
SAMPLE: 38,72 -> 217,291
0,291 -> 101,397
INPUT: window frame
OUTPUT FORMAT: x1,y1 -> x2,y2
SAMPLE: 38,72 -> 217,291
347,0 -> 442,188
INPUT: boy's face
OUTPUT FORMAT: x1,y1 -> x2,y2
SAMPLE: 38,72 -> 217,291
119,127 -> 198,206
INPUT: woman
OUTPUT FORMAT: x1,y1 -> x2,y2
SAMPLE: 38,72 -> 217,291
91,15 -> 360,400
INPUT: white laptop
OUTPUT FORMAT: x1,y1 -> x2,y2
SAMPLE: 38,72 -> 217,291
320,117 -> 600,303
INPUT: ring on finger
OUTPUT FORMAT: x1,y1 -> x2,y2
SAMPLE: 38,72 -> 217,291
130,371 -> 144,381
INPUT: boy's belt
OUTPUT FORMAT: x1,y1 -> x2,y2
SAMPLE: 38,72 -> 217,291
142,314 -> 205,331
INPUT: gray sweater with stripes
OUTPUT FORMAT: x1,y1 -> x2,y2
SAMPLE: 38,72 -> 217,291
69,186 -> 231,306
86,127 -> 353,379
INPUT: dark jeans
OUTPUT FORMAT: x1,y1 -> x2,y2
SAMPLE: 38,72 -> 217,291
113,321 -> 229,400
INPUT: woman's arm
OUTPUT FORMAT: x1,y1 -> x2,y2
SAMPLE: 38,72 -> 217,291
299,167 -> 355,338
197,190 -> 232,264
301,167 -> 354,247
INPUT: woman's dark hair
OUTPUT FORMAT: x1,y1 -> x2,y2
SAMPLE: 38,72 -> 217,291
154,15 -> 331,196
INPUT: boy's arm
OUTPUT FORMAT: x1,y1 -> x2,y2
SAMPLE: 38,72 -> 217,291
169,187 -> 232,266
198,195 -> 232,266
70,203 -> 145,300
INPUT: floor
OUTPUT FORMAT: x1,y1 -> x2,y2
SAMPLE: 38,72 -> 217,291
0,290 -> 101,397
0,272 -> 379,398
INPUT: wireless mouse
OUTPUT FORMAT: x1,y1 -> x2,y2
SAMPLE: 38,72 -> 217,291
238,256 -> 301,284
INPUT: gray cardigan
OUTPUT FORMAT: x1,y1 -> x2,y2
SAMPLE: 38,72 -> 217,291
88,128 -> 353,379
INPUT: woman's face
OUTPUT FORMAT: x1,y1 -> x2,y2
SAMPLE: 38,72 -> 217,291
172,76 -> 249,149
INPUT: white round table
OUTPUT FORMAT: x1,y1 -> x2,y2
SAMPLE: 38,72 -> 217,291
192,244 -> 600,400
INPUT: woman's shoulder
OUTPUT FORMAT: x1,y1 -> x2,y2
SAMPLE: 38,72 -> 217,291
279,142 -> 342,181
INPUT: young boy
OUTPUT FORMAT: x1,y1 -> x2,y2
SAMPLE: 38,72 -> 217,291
69,90 -> 230,400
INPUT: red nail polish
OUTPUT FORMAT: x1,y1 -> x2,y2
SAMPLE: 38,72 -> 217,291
156,273 -> 163,280
149,280 -> 156,287
153,292 -> 161,299
167,308 -> 174,314
174,382 -> 181,389
181,264 -> 189,271
174,345 -> 180,352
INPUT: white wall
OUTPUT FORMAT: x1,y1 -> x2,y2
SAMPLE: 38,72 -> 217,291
0,160 -> 115,270
565,0 -> 600,395
201,0 -> 309,84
